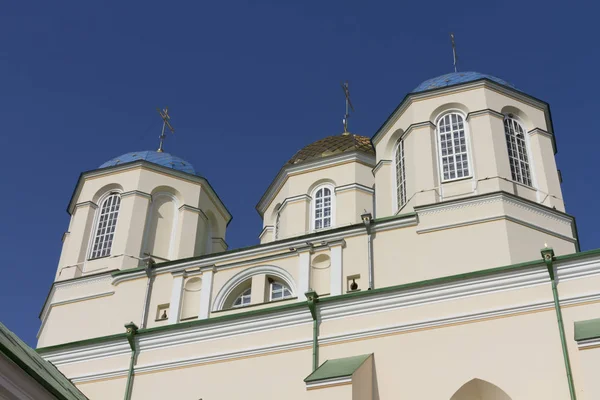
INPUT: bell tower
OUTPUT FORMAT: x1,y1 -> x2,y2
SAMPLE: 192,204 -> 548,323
56,150 -> 231,281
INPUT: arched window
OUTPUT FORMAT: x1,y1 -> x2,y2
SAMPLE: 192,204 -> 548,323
90,192 -> 121,259
395,139 -> 407,210
232,287 -> 251,308
274,207 -> 281,240
312,185 -> 334,230
437,112 -> 470,181
269,281 -> 292,301
504,116 -> 532,186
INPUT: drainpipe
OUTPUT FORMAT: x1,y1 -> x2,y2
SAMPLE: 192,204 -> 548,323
361,212 -> 374,289
124,322 -> 139,400
305,290 -> 319,371
541,247 -> 577,400
139,258 -> 156,329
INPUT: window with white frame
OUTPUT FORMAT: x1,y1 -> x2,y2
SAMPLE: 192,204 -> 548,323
395,139 -> 407,210
504,116 -> 532,186
232,287 -> 251,308
313,186 -> 333,230
437,112 -> 470,181
270,281 -> 292,301
90,192 -> 121,259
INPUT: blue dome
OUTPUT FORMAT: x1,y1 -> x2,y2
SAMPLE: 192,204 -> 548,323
99,151 -> 197,175
412,72 -> 515,93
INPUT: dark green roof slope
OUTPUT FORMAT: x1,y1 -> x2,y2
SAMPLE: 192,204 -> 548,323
574,318 -> 600,341
304,354 -> 372,382
0,322 -> 88,400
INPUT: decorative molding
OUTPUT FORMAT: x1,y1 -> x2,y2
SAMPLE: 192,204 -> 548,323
416,192 -> 573,226
416,215 -> 576,243
465,108 -> 504,121
258,225 -> 274,240
178,204 -> 208,222
73,201 -> 98,210
372,159 -> 391,175
41,256 -> 600,382
335,183 -> 374,195
38,273 -> 114,339
577,337 -> 600,350
212,265 -> 299,311
528,127 -> 553,139
278,194 -> 311,214
121,190 -> 152,200
372,79 -> 551,146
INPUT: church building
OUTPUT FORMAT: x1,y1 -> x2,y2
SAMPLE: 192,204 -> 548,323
23,71 -> 600,399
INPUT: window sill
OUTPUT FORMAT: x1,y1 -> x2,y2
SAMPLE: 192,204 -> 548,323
154,318 -> 168,322
180,316 -> 198,322
87,255 -> 112,262
441,175 -> 473,184
213,296 -> 298,313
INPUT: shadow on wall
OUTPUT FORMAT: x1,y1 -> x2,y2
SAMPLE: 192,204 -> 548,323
450,378 -> 512,400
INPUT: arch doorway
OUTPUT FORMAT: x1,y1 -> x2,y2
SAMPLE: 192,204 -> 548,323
450,379 -> 511,400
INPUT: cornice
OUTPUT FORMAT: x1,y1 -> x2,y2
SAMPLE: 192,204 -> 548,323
121,190 -> 151,200
41,255 -> 600,380
67,161 -> 232,225
372,159 -> 392,174
256,151 -> 376,217
466,108 -> 504,121
278,194 -> 311,214
372,79 -> 551,145
73,201 -> 98,210
335,183 -> 374,195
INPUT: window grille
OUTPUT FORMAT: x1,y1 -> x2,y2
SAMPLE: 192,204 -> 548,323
504,117 -> 532,186
437,113 -> 470,181
270,282 -> 292,301
90,192 -> 121,259
232,288 -> 251,308
314,187 -> 332,230
395,139 -> 407,209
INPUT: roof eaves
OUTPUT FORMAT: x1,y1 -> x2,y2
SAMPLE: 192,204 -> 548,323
371,78 -> 551,145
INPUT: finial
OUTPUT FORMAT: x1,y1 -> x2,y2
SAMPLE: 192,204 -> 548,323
156,107 -> 175,153
341,81 -> 355,135
450,33 -> 458,73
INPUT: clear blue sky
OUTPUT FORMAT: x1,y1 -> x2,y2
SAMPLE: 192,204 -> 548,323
1,1 -> 598,346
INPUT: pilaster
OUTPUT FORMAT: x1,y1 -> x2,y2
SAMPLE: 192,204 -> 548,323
199,266 -> 215,319
328,239 -> 346,296
168,271 -> 185,324
297,244 -> 314,300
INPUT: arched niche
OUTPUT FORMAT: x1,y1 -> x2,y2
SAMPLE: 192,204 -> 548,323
143,192 -> 179,261
450,379 -> 512,400
180,277 -> 202,320
91,183 -> 124,205
311,253 -> 331,295
430,102 -> 471,125
500,105 -> 533,131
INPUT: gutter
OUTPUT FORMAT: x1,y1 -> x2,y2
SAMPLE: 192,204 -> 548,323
123,322 -> 138,400
361,212 -> 374,289
305,291 -> 320,371
541,247 -> 577,400
139,259 -> 156,328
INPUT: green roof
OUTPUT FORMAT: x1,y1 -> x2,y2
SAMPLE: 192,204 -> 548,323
304,354 -> 372,383
574,318 -> 600,341
0,322 -> 88,400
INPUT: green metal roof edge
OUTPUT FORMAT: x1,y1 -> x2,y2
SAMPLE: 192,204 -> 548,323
0,322 -> 88,400
574,318 -> 600,341
40,247 -> 600,354
111,211 -> 417,278
304,353 -> 372,382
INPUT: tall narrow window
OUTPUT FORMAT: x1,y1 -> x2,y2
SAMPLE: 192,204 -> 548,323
90,192 -> 121,259
270,281 -> 292,301
313,186 -> 333,230
395,139 -> 407,210
274,208 -> 281,240
437,113 -> 470,181
504,117 -> 532,186
232,287 -> 251,308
